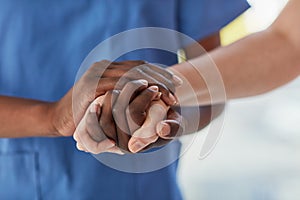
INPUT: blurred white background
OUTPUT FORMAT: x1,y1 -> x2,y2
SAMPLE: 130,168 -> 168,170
178,0 -> 300,199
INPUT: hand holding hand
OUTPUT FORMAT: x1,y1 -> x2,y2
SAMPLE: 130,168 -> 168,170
127,101 -> 184,153
73,81 -> 161,154
72,60 -> 182,153
50,60 -> 181,137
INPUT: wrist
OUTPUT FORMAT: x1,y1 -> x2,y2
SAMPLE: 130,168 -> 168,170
38,102 -> 60,136
168,60 -> 211,106
49,94 -> 76,137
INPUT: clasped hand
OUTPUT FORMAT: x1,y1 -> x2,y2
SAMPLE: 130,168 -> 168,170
70,60 -> 184,154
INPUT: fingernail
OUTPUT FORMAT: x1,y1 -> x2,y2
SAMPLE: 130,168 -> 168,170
154,92 -> 162,100
168,93 -> 177,105
157,122 -> 171,137
139,79 -> 148,85
173,75 -> 183,86
129,140 -> 144,153
148,85 -> 159,92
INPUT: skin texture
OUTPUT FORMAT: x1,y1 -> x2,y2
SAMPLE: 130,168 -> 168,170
74,84 -> 184,154
170,0 -> 300,105
74,84 -> 161,154
5,0 -> 299,153
0,60 -> 180,138
125,33 -> 223,152
0,31 -> 222,153
128,1 -> 300,153
75,33 -> 223,153
128,100 -> 170,153
126,0 -> 300,152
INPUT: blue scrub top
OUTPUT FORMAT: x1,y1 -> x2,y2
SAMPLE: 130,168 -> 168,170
0,0 -> 249,199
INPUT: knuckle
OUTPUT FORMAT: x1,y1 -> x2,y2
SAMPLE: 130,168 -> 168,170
132,67 -> 143,74
116,77 -> 130,89
139,64 -> 150,71
124,80 -> 141,90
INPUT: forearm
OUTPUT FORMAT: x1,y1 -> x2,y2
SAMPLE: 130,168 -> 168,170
174,104 -> 224,134
0,96 -> 56,137
170,0 -> 300,106
214,29 -> 300,99
170,26 -> 300,105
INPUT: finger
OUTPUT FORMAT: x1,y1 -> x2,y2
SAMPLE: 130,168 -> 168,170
141,65 -> 175,93
146,63 -> 182,86
137,107 -> 184,151
84,96 -> 106,141
73,103 -> 97,147
99,91 -> 118,142
112,64 -> 175,93
146,63 -> 174,81
76,142 -> 88,152
140,138 -> 171,152
102,68 -> 132,78
120,60 -> 146,66
108,60 -> 146,67
157,108 -> 184,139
128,100 -> 169,153
75,101 -> 115,154
112,79 -> 148,151
126,86 -> 160,133
87,60 -> 112,76
148,83 -> 177,106
73,127 -> 80,142
106,146 -> 125,155
120,69 -> 177,106
157,120 -> 182,139
73,132 -> 86,152
85,139 -> 116,155
85,104 -> 107,142
138,65 -> 179,106
95,77 -> 121,96
80,120 -> 115,154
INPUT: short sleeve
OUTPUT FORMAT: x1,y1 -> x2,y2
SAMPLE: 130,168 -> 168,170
178,0 -> 250,40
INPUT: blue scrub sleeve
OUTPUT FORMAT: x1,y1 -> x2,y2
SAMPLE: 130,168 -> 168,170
178,0 -> 250,40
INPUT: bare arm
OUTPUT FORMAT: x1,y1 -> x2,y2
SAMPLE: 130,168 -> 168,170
0,96 -> 55,137
170,0 -> 300,105
181,32 -> 224,133
0,61 -> 179,138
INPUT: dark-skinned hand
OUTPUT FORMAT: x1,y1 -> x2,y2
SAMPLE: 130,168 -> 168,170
51,60 -> 181,137
73,80 -> 184,154
72,60 -> 182,153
